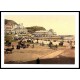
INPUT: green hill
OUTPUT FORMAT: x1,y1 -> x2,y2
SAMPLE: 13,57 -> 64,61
26,26 -> 46,33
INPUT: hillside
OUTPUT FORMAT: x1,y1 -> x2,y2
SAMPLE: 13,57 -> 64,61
26,26 -> 46,33
5,19 -> 18,26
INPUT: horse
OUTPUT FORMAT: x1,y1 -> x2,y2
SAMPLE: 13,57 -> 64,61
5,45 -> 14,54
52,44 -> 58,50
48,41 -> 58,50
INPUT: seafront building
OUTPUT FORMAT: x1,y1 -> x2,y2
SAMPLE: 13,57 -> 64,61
33,30 -> 61,40
5,23 -> 28,35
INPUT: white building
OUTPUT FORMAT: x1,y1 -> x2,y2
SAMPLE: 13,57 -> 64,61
13,23 -> 28,34
5,23 -> 28,35
33,30 -> 55,37
33,30 -> 60,40
5,24 -> 18,34
63,36 -> 75,42
13,27 -> 28,34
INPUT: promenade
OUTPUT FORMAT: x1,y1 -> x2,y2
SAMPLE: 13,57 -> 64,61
4,43 -> 75,64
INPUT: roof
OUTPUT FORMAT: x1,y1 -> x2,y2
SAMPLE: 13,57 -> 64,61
35,30 -> 48,32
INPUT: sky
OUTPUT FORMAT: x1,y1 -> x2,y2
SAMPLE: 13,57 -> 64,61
5,15 -> 75,35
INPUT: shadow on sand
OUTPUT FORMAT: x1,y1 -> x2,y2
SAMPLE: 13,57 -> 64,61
5,55 -> 75,64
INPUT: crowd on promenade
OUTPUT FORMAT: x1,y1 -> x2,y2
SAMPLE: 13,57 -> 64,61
4,37 -> 75,54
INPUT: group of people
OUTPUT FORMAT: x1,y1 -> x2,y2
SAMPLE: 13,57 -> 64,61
48,41 -> 58,50
16,40 -> 34,49
5,37 -> 75,54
